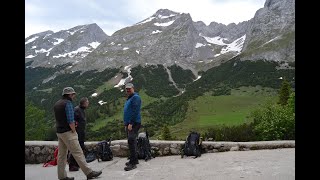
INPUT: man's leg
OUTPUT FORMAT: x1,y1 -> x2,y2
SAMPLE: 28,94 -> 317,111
64,131 -> 93,176
125,126 -> 131,160
79,141 -> 86,152
68,153 -> 79,171
73,140 -> 85,168
56,133 -> 69,179
131,124 -> 140,164
125,124 -> 140,170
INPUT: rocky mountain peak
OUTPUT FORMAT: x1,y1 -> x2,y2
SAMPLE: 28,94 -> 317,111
153,9 -> 180,17
240,0 -> 295,62
25,23 -> 108,68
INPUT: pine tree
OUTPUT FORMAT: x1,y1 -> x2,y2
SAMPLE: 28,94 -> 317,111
278,78 -> 292,106
161,125 -> 172,140
25,100 -> 48,140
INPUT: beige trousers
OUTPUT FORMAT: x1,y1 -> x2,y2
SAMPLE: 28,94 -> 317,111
56,131 -> 92,179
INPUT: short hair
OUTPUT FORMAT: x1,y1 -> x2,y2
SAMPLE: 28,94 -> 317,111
79,97 -> 89,106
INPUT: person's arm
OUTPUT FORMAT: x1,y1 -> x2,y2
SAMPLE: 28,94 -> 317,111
65,101 -> 76,133
74,108 -> 80,127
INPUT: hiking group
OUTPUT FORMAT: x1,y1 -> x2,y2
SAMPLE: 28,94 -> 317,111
53,82 -> 144,180
53,82 -> 202,180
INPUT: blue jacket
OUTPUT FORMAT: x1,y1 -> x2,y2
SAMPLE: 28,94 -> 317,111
123,92 -> 141,125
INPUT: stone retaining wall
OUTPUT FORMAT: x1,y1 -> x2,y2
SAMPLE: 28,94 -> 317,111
25,140 -> 295,164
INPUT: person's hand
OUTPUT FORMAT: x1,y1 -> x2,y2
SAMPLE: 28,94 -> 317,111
128,124 -> 132,131
75,121 -> 78,127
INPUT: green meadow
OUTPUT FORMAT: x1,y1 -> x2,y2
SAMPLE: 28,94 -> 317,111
168,86 -> 278,139
90,85 -> 279,140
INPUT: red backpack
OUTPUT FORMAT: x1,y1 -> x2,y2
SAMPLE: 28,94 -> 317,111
43,147 -> 58,167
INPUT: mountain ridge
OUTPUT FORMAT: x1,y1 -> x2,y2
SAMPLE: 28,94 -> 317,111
25,0 -> 295,76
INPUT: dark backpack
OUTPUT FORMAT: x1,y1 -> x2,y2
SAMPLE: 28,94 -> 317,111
181,131 -> 202,158
85,150 -> 96,163
137,132 -> 152,161
96,138 -> 113,162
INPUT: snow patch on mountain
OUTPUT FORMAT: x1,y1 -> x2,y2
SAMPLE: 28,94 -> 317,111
25,36 -> 39,44
53,38 -> 64,45
154,20 -> 175,27
88,41 -> 100,49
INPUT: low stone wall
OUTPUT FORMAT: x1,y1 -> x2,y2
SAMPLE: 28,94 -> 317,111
25,140 -> 295,164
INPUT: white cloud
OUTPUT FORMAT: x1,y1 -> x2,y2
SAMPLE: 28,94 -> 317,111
25,0 -> 265,38
25,2 -> 44,16
150,0 -> 265,25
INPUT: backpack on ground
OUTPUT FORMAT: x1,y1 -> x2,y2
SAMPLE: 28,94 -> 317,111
137,131 -> 153,161
181,131 -> 202,158
96,138 -> 113,162
85,150 -> 96,163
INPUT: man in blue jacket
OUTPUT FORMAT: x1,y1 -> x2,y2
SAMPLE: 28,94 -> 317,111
123,83 -> 141,171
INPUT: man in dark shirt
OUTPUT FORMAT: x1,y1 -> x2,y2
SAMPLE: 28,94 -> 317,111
68,97 -> 89,171
54,87 -> 101,180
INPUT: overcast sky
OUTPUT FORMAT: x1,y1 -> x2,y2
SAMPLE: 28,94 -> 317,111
25,0 -> 266,38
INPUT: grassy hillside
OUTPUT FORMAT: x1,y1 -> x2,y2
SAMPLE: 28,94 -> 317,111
90,89 -> 160,131
25,57 -> 294,141
164,86 -> 278,140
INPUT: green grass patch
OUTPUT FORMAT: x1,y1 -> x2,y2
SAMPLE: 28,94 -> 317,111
169,86 -> 278,140
90,89 -> 159,131
95,82 -> 114,94
90,111 -> 123,131
138,89 -> 160,108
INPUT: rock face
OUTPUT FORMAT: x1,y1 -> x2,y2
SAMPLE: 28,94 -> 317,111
240,0 -> 295,62
74,9 -> 249,73
194,20 -> 251,44
74,9 -> 210,72
25,23 -> 109,68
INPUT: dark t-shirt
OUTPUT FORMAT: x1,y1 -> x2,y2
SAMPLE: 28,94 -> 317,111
74,105 -> 86,141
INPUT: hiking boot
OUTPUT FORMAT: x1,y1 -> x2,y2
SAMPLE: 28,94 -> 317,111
69,166 -> 79,172
124,163 -> 137,171
87,170 -> 102,179
125,160 -> 139,166
59,177 -> 74,180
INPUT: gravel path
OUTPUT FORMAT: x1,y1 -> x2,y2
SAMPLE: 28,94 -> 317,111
25,148 -> 295,180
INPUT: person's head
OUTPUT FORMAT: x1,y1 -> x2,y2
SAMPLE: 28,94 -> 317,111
125,83 -> 135,96
79,97 -> 89,108
62,87 -> 76,100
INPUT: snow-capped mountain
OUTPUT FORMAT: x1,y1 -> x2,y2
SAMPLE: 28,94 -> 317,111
25,0 -> 295,74
71,9 -> 248,74
25,23 -> 108,68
